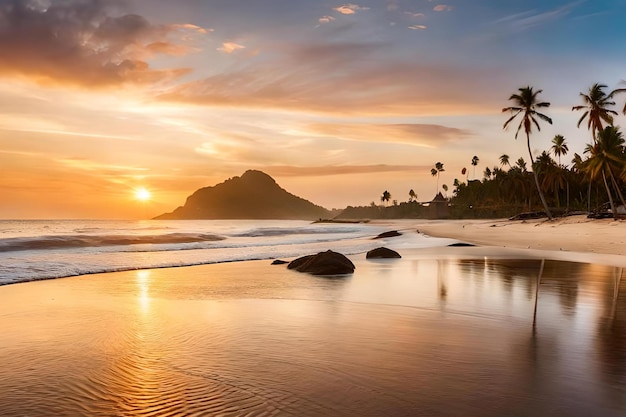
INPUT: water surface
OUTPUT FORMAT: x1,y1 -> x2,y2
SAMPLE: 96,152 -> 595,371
0,252 -> 624,416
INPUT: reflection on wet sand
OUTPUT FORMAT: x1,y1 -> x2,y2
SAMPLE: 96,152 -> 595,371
0,255 -> 625,416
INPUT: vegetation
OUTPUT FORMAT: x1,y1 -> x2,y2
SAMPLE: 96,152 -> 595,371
348,82 -> 626,221
431,162 -> 445,193
502,86 -> 554,219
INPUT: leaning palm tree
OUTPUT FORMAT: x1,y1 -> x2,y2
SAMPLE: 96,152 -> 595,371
499,154 -> 510,169
471,156 -> 480,179
550,135 -> 569,166
573,83 -> 618,211
502,86 -> 553,219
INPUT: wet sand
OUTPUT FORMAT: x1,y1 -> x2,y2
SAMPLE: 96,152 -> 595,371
1,247 -> 625,416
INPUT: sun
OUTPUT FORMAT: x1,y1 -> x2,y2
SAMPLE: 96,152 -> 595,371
135,187 -> 151,202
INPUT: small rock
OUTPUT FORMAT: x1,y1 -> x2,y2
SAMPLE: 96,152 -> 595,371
288,250 -> 355,275
366,247 -> 401,259
271,259 -> 289,265
373,230 -> 402,239
447,242 -> 476,247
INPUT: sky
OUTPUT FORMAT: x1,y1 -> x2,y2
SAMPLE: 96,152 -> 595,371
2,0 -> 626,219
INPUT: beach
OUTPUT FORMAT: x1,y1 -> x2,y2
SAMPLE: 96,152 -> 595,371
1,219 -> 625,416
415,215 -> 626,255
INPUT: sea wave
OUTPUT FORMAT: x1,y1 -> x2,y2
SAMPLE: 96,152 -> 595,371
0,233 -> 225,252
232,226 -> 360,237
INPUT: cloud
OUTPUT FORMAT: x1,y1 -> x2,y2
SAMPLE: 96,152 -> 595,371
333,4 -> 370,15
318,15 -> 336,24
263,164 -> 431,177
0,0 -> 205,87
157,40 -> 506,117
433,5 -> 453,12
218,42 -> 246,54
404,12 -> 425,18
305,123 -> 472,147
493,1 -> 585,32
408,25 -> 427,30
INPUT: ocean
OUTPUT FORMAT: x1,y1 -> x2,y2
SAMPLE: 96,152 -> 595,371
0,219 -> 454,285
1,219 -> 625,416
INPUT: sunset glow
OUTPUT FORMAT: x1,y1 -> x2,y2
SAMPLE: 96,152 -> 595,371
135,188 -> 151,202
1,0 -> 626,219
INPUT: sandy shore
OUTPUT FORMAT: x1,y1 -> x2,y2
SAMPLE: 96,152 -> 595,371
415,215 -> 626,257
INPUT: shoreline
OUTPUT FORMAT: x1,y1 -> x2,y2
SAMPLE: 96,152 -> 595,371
3,215 -> 626,287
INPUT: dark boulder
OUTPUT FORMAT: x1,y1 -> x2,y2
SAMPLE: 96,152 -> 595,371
366,247 -> 401,259
288,250 -> 355,275
271,259 -> 289,265
447,242 -> 476,247
373,230 -> 402,239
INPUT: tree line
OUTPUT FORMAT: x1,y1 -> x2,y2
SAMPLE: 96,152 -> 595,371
379,83 -> 626,219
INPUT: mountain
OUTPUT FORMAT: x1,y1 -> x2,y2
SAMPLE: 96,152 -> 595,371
154,170 -> 331,220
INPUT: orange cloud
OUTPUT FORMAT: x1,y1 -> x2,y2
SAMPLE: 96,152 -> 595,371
318,15 -> 336,24
263,164 -> 431,177
157,41 -> 504,117
408,25 -> 427,30
0,0 -> 200,88
218,42 -> 246,54
304,123 -> 472,147
333,4 -> 370,15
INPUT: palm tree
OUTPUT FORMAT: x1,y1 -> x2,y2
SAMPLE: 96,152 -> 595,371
573,84 -> 618,141
409,189 -> 417,202
502,86 -> 553,219
573,83 -> 618,211
585,126 -> 626,218
381,190 -> 391,206
431,162 -> 445,194
499,154 -> 510,169
471,156 -> 479,179
483,167 -> 492,180
550,134 -> 570,210
550,135 -> 569,166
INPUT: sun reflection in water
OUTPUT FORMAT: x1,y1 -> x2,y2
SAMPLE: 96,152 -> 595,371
136,270 -> 151,314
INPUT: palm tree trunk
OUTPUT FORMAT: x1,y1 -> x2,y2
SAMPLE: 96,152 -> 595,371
566,181 -> 570,213
608,168 -> 626,218
608,168 -> 626,206
526,133 -> 552,219
602,170 -> 617,220
587,182 -> 592,213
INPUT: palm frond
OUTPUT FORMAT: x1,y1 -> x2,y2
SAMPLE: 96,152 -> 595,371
531,117 -> 541,132
535,112 -> 552,124
576,111 -> 588,127
503,112 -> 520,129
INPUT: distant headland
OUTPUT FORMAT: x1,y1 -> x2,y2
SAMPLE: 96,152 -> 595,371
154,170 -> 330,220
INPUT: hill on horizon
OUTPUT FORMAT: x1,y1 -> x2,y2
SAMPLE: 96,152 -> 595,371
154,170 -> 331,220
